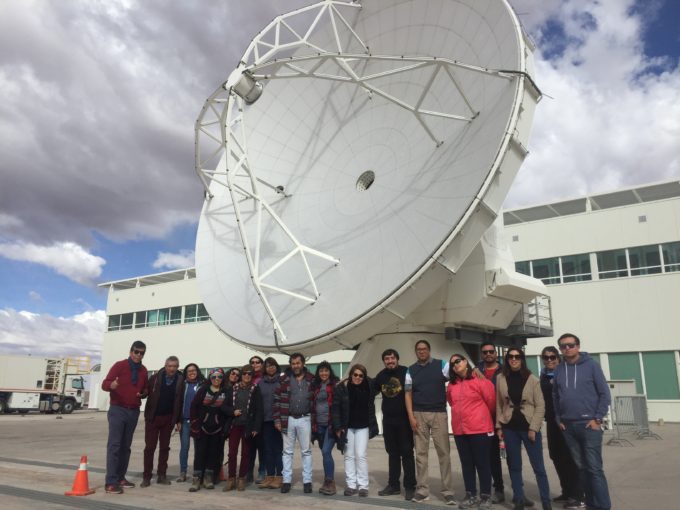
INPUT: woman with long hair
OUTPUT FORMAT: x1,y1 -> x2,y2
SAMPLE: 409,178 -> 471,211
496,348 -> 551,510
332,363 -> 379,497
311,361 -> 339,495
188,368 -> 236,492
177,363 -> 205,482
446,354 -> 496,509
257,357 -> 284,489
224,364 -> 263,492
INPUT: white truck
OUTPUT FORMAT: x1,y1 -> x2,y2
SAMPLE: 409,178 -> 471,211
0,355 -> 89,414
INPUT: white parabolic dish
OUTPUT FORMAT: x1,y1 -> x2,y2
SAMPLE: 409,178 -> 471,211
194,0 -> 541,352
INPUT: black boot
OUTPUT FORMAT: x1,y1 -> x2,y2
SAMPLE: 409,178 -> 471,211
513,500 -> 526,510
542,502 -> 552,510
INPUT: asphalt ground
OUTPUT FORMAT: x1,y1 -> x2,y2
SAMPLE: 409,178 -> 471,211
0,410 -> 675,509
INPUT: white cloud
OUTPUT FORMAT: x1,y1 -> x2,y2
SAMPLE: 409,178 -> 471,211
28,290 -> 43,302
0,308 -> 106,361
0,241 -> 106,286
506,0 -> 680,207
152,249 -> 195,270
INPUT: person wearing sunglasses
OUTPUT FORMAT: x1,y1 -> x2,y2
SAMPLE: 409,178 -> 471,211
188,368 -> 237,492
552,334 -> 611,510
102,340 -> 149,494
225,365 -> 263,492
540,347 -> 584,509
446,354 -> 496,509
496,348 -> 551,510
246,355 -> 266,484
332,363 -> 378,497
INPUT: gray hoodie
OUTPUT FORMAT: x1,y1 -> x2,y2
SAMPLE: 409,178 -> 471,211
552,351 -> 611,424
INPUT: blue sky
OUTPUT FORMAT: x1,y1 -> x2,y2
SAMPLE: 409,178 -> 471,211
1,0 -> 679,359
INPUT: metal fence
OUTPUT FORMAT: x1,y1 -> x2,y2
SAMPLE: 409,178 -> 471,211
607,395 -> 662,446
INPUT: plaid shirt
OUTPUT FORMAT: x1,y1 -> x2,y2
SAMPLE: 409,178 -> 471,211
273,370 -> 315,434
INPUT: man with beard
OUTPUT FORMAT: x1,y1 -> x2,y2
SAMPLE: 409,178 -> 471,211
373,349 -> 416,501
274,352 -> 315,494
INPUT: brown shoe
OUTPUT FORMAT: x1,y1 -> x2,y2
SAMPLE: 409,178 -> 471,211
269,476 -> 283,489
156,474 -> 171,485
258,476 -> 273,489
222,477 -> 236,492
321,479 -> 336,495
140,478 -> 151,488
237,477 -> 247,491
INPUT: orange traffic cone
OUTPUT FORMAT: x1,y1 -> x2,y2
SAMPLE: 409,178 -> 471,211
219,464 -> 226,481
65,455 -> 96,496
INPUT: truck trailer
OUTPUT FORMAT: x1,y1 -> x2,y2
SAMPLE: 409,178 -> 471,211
0,355 -> 89,414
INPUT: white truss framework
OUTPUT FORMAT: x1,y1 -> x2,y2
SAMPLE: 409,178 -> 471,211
194,0 -> 514,343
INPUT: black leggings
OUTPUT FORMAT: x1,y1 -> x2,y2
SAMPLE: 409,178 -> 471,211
193,433 -> 222,476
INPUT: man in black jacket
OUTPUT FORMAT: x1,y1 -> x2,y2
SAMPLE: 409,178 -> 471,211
141,356 -> 184,487
373,349 -> 416,501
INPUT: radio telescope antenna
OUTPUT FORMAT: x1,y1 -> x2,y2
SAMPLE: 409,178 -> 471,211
194,0 -> 543,353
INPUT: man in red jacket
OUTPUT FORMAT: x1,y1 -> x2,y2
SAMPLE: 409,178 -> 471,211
102,341 -> 148,494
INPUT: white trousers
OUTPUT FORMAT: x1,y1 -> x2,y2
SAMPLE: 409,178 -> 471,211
345,427 -> 369,490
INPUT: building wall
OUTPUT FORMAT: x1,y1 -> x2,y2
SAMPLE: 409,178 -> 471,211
506,195 -> 680,422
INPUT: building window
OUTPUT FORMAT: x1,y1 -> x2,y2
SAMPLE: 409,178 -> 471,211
135,311 -> 147,328
515,261 -> 530,276
662,241 -> 680,272
628,244 -> 662,276
596,249 -> 628,279
642,351 -> 680,400
107,315 -> 121,331
170,306 -> 182,325
185,303 -> 210,323
157,308 -> 170,327
531,257 -> 560,285
561,253 -> 592,282
120,313 -> 134,330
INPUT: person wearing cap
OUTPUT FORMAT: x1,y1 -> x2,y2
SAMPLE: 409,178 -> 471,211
188,368 -> 237,492
102,340 -> 149,494
224,364 -> 263,492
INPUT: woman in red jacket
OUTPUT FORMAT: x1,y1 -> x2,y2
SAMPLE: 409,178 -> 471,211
447,354 -> 496,509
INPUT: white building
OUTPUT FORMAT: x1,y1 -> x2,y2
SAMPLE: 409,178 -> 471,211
98,179 -> 680,421
505,180 -> 680,422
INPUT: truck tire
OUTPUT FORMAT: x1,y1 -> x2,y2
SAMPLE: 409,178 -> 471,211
60,399 -> 75,414
0,398 -> 6,414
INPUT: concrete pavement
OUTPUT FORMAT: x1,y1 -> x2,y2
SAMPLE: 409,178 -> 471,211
0,410 -> 675,509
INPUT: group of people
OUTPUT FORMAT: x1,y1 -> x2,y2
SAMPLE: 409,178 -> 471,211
101,334 -> 612,510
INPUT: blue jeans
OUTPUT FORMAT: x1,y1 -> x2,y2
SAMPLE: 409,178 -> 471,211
502,428 -> 551,504
317,425 -> 336,479
179,419 -> 192,474
454,433 -> 492,496
262,421 -> 283,476
282,415 -> 312,483
562,421 -> 611,510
